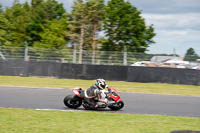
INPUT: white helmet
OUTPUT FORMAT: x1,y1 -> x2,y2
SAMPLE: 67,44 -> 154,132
96,79 -> 106,90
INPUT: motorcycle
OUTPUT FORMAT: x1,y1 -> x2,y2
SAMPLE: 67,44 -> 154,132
63,87 -> 124,111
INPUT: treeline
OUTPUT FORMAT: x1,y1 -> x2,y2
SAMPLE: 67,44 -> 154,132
0,0 -> 156,55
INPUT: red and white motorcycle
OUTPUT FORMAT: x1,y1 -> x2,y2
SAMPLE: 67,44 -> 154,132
63,87 -> 124,111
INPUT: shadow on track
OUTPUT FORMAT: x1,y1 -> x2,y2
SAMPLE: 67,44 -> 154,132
63,106 -> 125,113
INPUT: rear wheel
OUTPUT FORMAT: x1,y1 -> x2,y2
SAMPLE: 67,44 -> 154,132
63,95 -> 82,109
108,101 -> 124,111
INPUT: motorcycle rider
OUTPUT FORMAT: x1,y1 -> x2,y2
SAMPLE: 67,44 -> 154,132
84,79 -> 109,107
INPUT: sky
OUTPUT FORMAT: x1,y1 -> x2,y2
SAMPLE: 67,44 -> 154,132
0,0 -> 200,56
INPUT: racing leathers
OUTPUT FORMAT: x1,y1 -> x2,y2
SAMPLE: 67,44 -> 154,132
84,84 -> 107,107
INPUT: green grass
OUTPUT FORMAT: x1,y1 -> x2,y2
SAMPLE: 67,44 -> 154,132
0,76 -> 200,96
0,76 -> 199,133
0,75 -> 200,96
0,108 -> 199,133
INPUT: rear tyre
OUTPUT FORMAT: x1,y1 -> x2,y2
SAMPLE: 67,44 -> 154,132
63,95 -> 82,109
108,101 -> 124,111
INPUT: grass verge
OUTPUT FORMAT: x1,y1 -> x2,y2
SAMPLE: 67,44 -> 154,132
0,75 -> 200,96
0,108 -> 200,133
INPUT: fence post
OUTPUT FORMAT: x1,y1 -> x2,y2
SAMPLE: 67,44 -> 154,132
24,43 -> 29,61
0,47 -> 6,60
123,46 -> 127,65
73,45 -> 77,64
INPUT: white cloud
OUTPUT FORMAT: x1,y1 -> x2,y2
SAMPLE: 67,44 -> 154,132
173,0 -> 200,7
130,0 -> 200,13
155,29 -> 200,42
147,29 -> 200,56
141,13 -> 200,56
142,13 -> 200,30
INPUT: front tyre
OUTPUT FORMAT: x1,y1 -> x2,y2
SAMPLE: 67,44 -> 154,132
63,95 -> 82,109
108,101 -> 124,111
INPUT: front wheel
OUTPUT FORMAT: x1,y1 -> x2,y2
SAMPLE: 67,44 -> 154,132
63,95 -> 82,109
108,101 -> 124,111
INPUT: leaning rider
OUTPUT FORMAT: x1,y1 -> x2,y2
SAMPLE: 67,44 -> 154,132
84,79 -> 109,107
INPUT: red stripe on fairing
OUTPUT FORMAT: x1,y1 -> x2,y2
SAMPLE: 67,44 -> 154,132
72,88 -> 82,97
72,88 -> 82,91
108,94 -> 120,102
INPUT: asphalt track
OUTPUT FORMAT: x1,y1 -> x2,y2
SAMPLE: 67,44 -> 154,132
0,86 -> 200,117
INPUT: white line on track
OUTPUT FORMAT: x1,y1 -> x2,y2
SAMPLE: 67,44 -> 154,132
35,108 -> 85,112
1,85 -> 200,97
0,85 -> 65,90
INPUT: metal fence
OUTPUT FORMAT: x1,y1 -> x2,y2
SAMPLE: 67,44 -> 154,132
0,46 -> 155,65
0,46 -> 200,67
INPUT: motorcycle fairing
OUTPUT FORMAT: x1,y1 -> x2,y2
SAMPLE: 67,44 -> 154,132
72,87 -> 82,97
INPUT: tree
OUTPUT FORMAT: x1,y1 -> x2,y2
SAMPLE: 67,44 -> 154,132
71,0 -> 89,64
1,2 -> 32,47
0,0 -> 68,48
0,4 -> 3,13
184,48 -> 199,61
0,14 -> 11,46
32,17 -> 70,59
86,0 -> 104,63
33,17 -> 69,49
70,0 -> 105,64
26,0 -> 66,46
43,0 -> 65,20
102,0 -> 156,52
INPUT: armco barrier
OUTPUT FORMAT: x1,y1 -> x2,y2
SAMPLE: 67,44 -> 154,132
0,60 -> 199,85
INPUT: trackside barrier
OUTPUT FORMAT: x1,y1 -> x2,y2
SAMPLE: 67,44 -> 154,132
0,60 -> 199,85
